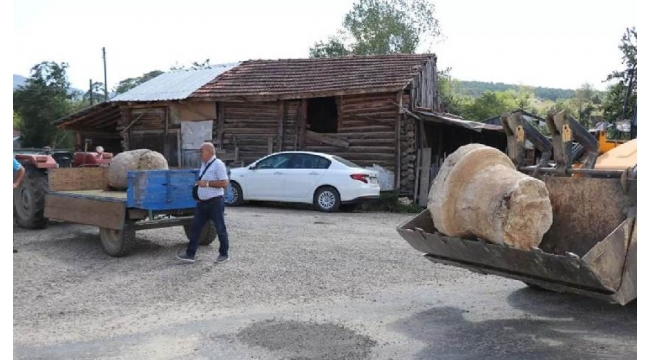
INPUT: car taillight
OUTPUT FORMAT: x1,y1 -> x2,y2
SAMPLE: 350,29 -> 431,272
350,174 -> 369,183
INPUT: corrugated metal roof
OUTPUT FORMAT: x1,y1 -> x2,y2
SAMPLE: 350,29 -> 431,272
111,63 -> 239,102
191,54 -> 435,100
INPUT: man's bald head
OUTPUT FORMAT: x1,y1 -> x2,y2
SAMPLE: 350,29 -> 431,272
200,142 -> 216,162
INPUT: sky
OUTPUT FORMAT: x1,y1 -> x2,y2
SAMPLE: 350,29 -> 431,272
12,0 -> 637,92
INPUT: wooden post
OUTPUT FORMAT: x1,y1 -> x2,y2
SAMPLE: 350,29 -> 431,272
294,101 -> 300,150
413,149 -> 421,204
268,137 -> 274,155
119,107 -> 131,151
418,148 -> 432,207
277,101 -> 285,152
217,102 -> 225,149
299,99 -> 308,149
395,91 -> 403,192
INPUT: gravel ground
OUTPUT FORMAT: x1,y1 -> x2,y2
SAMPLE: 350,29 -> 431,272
13,206 -> 636,359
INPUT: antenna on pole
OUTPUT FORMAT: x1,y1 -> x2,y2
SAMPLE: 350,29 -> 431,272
102,47 -> 108,101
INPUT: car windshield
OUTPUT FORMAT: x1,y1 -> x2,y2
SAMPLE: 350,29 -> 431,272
332,155 -> 362,168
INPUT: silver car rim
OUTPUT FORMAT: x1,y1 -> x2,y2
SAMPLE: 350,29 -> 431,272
318,191 -> 336,210
229,187 -> 239,204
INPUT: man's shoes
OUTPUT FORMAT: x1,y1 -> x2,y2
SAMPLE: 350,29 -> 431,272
215,255 -> 229,263
176,252 -> 196,263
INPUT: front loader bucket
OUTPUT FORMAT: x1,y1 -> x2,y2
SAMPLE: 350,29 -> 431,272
397,177 -> 637,305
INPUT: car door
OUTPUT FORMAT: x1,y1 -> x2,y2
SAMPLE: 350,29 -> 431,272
283,154 -> 331,202
244,153 -> 292,200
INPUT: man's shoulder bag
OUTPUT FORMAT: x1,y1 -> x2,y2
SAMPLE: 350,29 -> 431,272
192,159 -> 217,201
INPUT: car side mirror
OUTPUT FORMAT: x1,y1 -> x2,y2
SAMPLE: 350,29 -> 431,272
249,164 -> 257,170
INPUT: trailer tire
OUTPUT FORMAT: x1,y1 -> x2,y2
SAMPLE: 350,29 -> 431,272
14,165 -> 49,229
183,222 -> 217,246
100,225 -> 136,257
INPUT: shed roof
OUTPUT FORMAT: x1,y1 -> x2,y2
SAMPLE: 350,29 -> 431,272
191,54 -> 435,100
111,63 -> 238,102
54,65 -> 238,131
54,101 -> 121,132
410,109 -> 504,132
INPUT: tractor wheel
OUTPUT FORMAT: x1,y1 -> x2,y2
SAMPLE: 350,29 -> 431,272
99,225 -> 136,257
14,165 -> 49,229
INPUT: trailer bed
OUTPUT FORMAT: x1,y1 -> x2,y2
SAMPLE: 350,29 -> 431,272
53,190 -> 127,202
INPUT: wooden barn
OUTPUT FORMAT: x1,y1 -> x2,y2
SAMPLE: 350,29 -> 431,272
56,54 -> 504,200
188,54 -> 444,195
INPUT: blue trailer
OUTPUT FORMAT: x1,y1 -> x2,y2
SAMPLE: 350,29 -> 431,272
43,167 -> 217,257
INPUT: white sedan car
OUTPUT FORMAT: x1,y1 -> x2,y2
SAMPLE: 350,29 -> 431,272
226,151 -> 380,212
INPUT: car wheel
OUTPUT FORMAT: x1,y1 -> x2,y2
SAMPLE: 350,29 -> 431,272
314,186 -> 341,212
226,182 -> 244,206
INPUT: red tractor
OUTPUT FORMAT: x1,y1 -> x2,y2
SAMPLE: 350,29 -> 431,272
13,145 -> 113,229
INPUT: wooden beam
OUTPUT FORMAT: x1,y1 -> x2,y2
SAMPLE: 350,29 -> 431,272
120,107 -> 131,151
305,131 -> 350,149
418,148 -> 432,207
346,114 -> 394,125
299,99 -> 307,149
268,137 -> 274,155
121,106 -> 154,134
189,87 -> 405,103
277,101 -> 284,152
217,102 -> 225,149
395,91 -> 403,191
414,149 -> 421,204
294,102 -> 300,150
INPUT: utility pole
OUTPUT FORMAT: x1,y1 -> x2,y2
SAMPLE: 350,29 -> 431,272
102,47 -> 108,101
89,79 -> 94,105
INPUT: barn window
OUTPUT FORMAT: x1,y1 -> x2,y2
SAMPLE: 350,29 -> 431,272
307,97 -> 338,133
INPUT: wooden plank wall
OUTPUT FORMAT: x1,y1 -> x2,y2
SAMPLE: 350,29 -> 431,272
217,102 -> 280,165
213,92 -> 420,192
129,107 -> 167,131
283,100 -> 300,151
411,59 -> 439,111
303,93 -> 397,171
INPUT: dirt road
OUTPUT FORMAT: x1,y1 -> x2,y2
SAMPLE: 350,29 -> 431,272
13,206 -> 636,359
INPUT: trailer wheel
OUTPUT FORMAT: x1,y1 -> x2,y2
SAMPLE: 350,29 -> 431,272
183,222 -> 217,246
14,165 -> 49,229
100,225 -> 136,257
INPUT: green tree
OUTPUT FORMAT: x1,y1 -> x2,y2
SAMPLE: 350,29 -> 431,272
514,85 -> 534,111
602,27 -> 636,122
13,61 -> 75,148
114,70 -> 164,95
437,68 -> 467,115
309,0 -> 441,57
79,81 -> 106,105
461,91 -> 517,120
13,111 -> 22,130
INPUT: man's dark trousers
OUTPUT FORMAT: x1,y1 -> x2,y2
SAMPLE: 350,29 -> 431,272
187,196 -> 229,258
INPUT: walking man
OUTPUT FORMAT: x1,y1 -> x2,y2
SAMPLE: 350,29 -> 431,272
177,142 -> 230,263
13,157 -> 26,253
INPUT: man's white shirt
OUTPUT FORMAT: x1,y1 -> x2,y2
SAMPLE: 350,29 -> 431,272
197,156 -> 228,200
